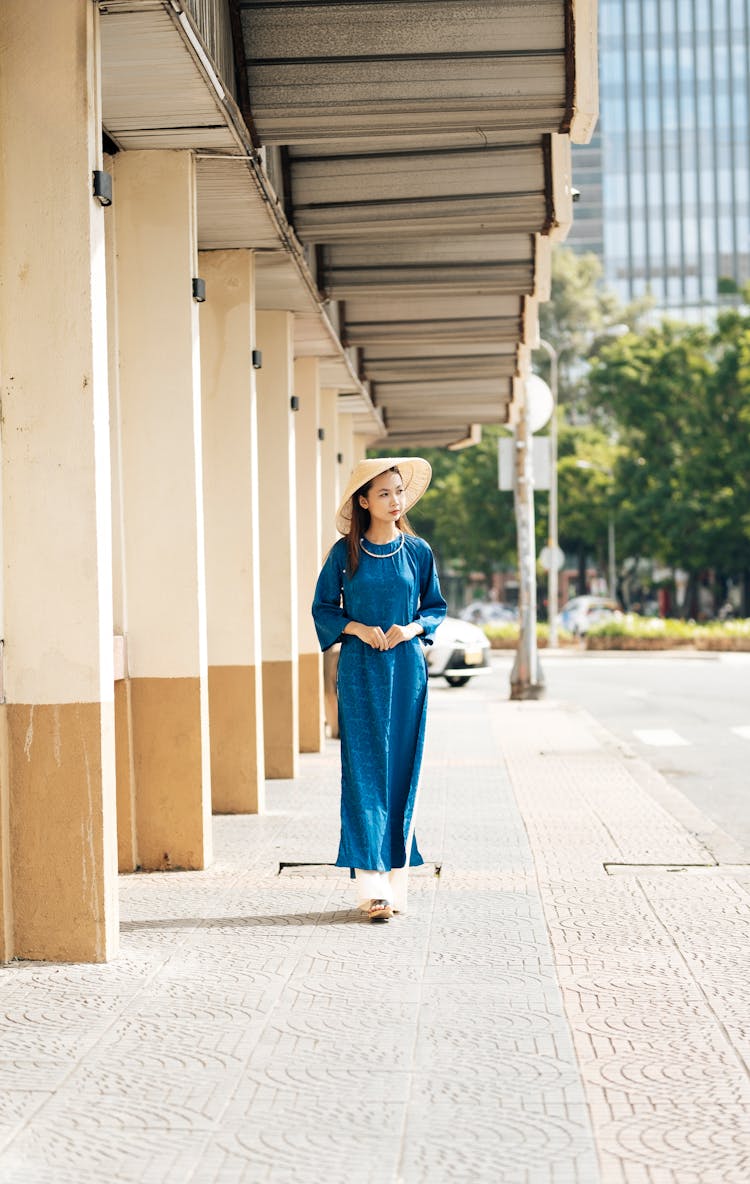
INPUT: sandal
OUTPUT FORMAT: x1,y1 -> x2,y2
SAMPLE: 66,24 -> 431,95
367,899 -> 393,923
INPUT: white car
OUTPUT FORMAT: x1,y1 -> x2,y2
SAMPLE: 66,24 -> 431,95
557,595 -> 621,636
425,616 -> 492,687
459,601 -> 518,625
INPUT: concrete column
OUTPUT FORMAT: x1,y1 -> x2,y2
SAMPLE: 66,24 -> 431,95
199,249 -> 265,812
353,433 -> 370,464
319,389 -> 341,554
338,414 -> 357,485
113,150 -> 211,870
103,155 -> 138,874
0,0 -> 118,961
295,357 -> 324,753
256,312 -> 299,779
0,713 -> 10,963
318,389 -> 342,738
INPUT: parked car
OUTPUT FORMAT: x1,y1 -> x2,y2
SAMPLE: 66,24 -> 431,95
459,601 -> 518,625
425,616 -> 492,687
557,595 -> 621,636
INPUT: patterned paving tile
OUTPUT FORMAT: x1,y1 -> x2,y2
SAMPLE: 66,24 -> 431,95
2,686 -> 747,1182
496,700 -> 750,1184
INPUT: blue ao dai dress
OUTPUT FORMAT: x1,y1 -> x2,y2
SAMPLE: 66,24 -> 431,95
312,533 -> 447,873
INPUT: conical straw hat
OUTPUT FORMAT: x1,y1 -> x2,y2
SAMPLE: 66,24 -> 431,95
335,456 -> 432,535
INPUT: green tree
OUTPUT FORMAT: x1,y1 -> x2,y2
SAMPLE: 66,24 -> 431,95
588,314 -> 750,613
535,419 -> 620,594
366,249 -> 650,592
538,247 -> 650,409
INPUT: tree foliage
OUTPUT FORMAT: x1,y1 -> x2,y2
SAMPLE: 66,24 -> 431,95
587,310 -> 750,599
536,420 -> 620,561
368,255 -> 750,609
538,247 -> 650,407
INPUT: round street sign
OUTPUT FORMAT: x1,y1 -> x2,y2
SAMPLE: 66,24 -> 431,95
526,374 -> 554,433
539,544 -> 565,571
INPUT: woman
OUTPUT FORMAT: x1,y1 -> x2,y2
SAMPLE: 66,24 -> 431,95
312,457 -> 447,923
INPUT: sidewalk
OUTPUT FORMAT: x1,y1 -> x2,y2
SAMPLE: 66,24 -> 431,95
1,677 -> 749,1183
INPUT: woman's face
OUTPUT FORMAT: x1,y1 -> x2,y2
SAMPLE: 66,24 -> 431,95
359,470 -> 406,526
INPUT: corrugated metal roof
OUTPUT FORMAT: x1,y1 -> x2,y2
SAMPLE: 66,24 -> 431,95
195,156 -> 282,249
240,1 -> 568,145
234,0 -> 597,444
99,0 -> 383,434
99,0 -> 597,446
100,7 -> 238,150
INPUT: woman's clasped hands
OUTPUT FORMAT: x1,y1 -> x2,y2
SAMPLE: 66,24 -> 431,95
352,622 -> 421,650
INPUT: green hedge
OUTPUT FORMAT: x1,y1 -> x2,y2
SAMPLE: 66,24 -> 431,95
483,614 -> 750,651
586,614 -> 750,651
483,622 -> 576,649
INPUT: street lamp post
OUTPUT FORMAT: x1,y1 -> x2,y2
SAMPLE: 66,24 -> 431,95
537,338 -> 559,645
608,513 -> 616,600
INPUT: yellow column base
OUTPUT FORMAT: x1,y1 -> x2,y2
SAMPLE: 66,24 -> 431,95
262,660 -> 299,779
130,676 -> 210,870
208,665 -> 264,813
115,679 -> 138,872
0,708 -> 13,963
8,702 -> 118,963
298,651 -> 324,754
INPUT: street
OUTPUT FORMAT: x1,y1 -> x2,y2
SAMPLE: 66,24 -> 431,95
482,650 -> 750,852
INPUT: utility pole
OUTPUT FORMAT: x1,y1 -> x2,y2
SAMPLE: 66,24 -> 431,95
608,513 -> 616,599
510,389 -> 545,700
537,339 -> 559,645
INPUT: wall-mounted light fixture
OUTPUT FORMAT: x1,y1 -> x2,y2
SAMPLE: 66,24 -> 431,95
290,396 -> 300,411
92,170 -> 113,207
251,349 -> 262,370
318,428 -> 325,441
192,277 -> 206,303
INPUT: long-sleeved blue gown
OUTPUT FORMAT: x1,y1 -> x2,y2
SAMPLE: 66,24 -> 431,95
312,533 -> 447,873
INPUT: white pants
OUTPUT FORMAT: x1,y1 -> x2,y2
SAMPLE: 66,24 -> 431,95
355,867 -> 409,913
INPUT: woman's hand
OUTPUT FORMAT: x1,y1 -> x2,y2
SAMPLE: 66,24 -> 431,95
346,622 -> 389,650
384,622 -> 422,648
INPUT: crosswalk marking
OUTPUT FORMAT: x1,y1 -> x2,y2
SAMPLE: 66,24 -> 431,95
731,726 -> 750,741
633,728 -> 690,747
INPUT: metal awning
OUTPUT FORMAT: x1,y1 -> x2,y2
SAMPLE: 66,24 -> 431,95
233,0 -> 598,444
99,0 -> 383,436
99,0 -> 597,446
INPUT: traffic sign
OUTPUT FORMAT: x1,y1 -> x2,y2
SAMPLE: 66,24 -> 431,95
539,544 -> 565,571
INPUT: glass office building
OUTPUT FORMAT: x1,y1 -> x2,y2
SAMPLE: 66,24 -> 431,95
569,0 -> 750,312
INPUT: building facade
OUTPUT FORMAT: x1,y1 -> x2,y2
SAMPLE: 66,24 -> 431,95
569,0 -> 750,311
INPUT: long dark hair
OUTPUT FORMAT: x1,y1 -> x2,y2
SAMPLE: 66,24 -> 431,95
345,466 -> 416,576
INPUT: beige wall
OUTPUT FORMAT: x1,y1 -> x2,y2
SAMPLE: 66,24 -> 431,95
199,248 -> 265,811
0,0 -> 119,961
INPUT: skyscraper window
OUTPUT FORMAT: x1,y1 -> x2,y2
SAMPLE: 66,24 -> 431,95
569,0 -> 750,312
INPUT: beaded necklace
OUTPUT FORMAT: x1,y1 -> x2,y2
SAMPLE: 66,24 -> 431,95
359,534 -> 405,559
